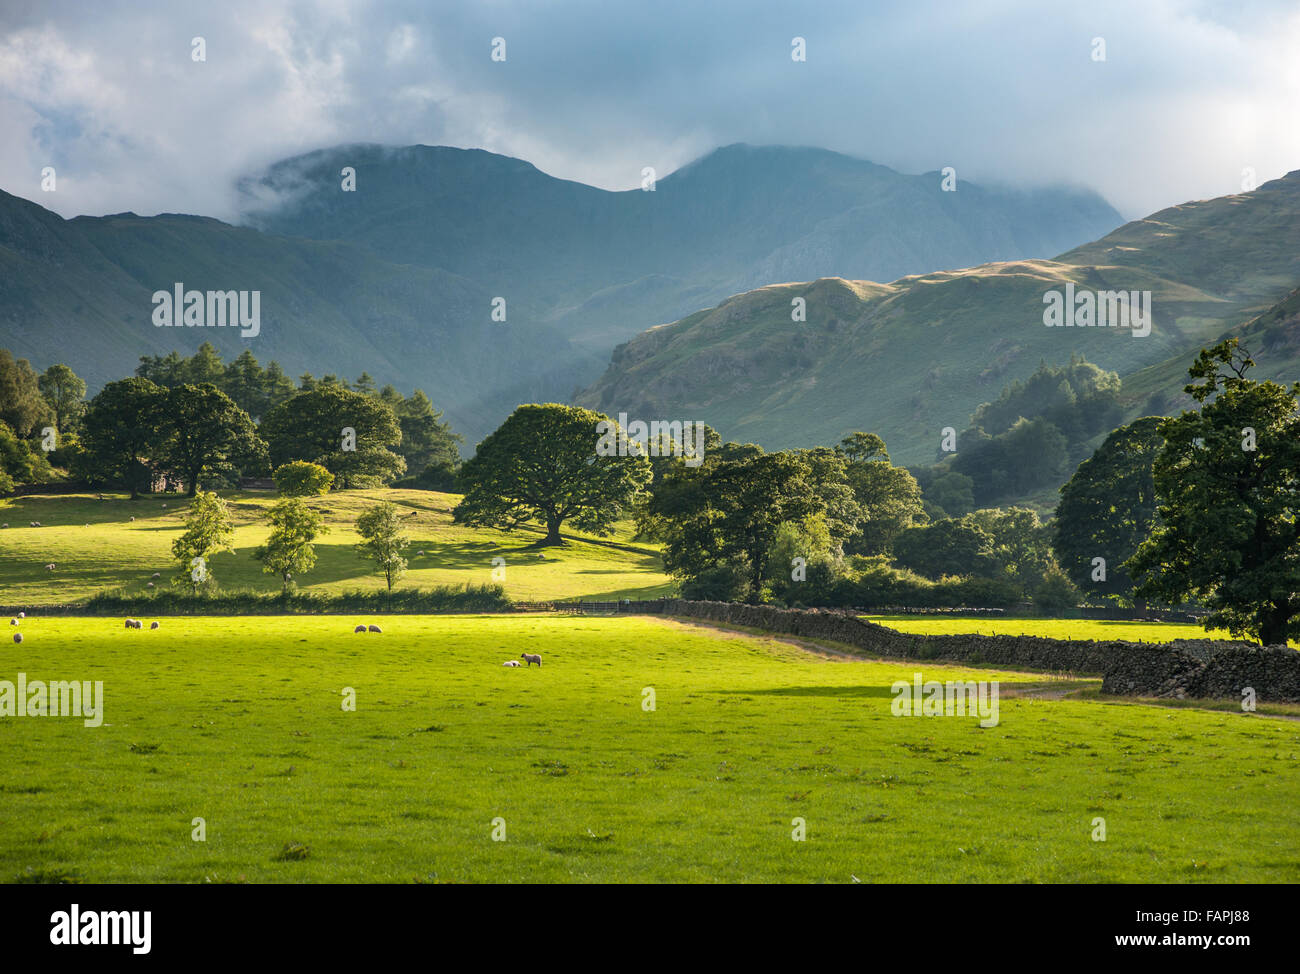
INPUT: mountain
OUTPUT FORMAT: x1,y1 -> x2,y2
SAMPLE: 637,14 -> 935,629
1,143 -> 1122,446
0,189 -> 584,438
240,143 -> 1122,354
575,171 -> 1300,467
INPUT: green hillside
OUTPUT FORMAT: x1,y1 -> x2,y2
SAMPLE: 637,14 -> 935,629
0,490 -> 673,606
577,171 -> 1300,467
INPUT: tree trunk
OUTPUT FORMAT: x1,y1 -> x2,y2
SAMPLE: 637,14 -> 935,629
1259,606 -> 1290,647
542,514 -> 565,546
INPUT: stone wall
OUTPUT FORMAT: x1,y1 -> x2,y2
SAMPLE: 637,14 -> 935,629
662,600 -> 1300,704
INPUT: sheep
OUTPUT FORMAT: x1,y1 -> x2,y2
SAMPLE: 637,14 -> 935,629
17,612 -> 24,619
1,523 -> 7,528
125,618 -> 141,630
13,633 -> 21,644
521,652 -> 542,667
129,517 -> 135,522
367,624 -> 382,633
45,563 -> 56,571
9,618 -> 16,626
150,621 -> 159,630
151,572 -> 160,578
354,624 -> 367,633
147,582 -> 154,588
502,660 -> 521,667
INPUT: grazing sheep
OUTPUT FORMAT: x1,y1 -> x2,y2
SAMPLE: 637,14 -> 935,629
129,517 -> 135,522
502,660 -> 521,667
17,612 -> 24,619
1,523 -> 7,528
521,652 -> 542,667
368,624 -> 382,633
354,624 -> 367,633
150,621 -> 159,630
45,563 -> 55,571
9,618 -> 16,626
13,633 -> 21,644
161,503 -> 167,508
151,572 -> 160,578
147,582 -> 154,588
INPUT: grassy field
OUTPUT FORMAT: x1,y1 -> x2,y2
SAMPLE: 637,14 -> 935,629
867,615 -> 1277,645
0,490 -> 673,605
1,613 -> 1296,883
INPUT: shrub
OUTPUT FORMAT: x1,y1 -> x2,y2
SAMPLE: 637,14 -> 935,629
273,461 -> 334,497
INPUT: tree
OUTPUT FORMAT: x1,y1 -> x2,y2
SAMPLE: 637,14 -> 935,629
159,384 -> 266,496
1053,417 -> 1163,601
893,519 -> 998,580
836,433 -> 925,555
355,501 -> 409,591
223,350 -> 269,419
254,498 -> 328,590
37,364 -> 86,434
381,387 -> 462,486
654,450 -> 824,599
273,461 -> 334,496
454,404 -> 650,545
0,349 -> 53,436
1129,340 -> 1300,645
172,491 -> 236,593
81,377 -> 168,497
260,386 -> 405,488
965,507 -> 1055,596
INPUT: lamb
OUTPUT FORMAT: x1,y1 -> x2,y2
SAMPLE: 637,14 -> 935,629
17,612 -> 24,619
9,618 -> 16,626
521,652 -> 542,667
502,660 -> 521,667
129,517 -> 135,522
13,633 -> 21,644
45,563 -> 56,571
368,624 -> 382,633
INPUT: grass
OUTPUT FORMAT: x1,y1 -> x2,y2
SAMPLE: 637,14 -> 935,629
1,613 -> 1296,883
867,615 -> 1260,645
0,490 -> 675,606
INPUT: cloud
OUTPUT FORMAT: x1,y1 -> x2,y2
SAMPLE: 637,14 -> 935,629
1,0 -> 1297,222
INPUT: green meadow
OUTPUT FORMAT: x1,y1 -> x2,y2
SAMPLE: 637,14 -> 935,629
0,490 -> 673,605
1,614 -> 1296,884
867,615 -> 1262,645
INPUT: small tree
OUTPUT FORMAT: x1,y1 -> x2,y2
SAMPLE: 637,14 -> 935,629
254,498 -> 328,590
273,460 -> 334,497
355,501 -> 409,591
171,491 -> 236,594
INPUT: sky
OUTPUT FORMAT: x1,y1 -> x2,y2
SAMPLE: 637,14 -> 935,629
1,0 -> 1298,223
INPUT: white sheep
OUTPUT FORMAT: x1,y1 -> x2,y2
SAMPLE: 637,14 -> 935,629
502,660 -> 521,667
45,563 -> 55,571
521,653 -> 542,667
151,572 -> 160,578
17,612 -> 24,619
147,582 -> 154,588
129,517 -> 135,522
